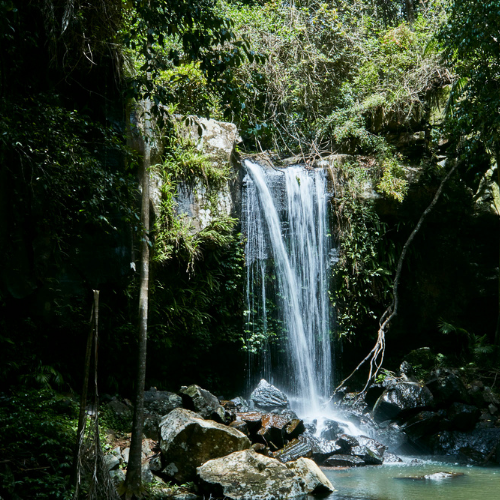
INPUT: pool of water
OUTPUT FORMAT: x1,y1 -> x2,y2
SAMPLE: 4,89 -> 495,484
322,459 -> 500,500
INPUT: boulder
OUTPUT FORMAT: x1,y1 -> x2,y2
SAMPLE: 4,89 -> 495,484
374,421 -> 408,451
323,454 -> 365,467
179,384 -> 227,423
250,379 -> 289,411
372,381 -> 434,422
286,457 -> 335,494
351,445 -> 384,465
447,403 -> 480,431
257,413 -> 294,450
197,449 -> 333,499
334,434 -> 359,454
403,411 -> 441,440
318,419 -> 342,441
426,369 -> 469,406
285,419 -> 305,441
159,408 -> 251,483
144,387 -> 183,415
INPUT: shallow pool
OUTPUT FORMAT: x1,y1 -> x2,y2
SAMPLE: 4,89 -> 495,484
322,459 -> 500,500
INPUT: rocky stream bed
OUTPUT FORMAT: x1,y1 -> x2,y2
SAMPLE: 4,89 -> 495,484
101,358 -> 500,499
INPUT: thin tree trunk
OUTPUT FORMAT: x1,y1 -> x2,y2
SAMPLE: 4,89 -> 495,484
123,102 -> 151,499
73,290 -> 99,497
494,145 -> 500,360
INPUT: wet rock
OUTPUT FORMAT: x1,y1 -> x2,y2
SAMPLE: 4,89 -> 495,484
148,455 -> 162,472
231,396 -> 250,413
403,411 -> 441,440
236,411 -> 264,432
319,419 -> 342,441
250,379 -> 289,411
364,383 -> 386,410
372,381 -> 434,422
274,435 -> 341,465
179,384 -> 226,423
334,434 -> 359,454
397,472 -> 464,480
257,413 -> 294,450
197,449 -> 334,499
285,419 -> 305,441
351,445 -> 384,465
159,408 -> 251,483
428,427 -> 500,456
374,421 -> 408,451
323,454 -> 365,467
447,403 -> 480,431
383,452 -> 403,463
357,436 -> 387,457
426,369 -> 469,406
274,436 -> 314,463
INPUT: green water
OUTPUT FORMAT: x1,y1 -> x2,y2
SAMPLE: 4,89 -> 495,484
322,461 -> 500,500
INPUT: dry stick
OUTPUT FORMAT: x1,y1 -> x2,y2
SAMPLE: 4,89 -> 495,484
330,161 -> 459,400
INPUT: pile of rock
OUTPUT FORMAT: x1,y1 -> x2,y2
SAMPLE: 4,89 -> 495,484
336,352 -> 500,464
103,380 -> 338,499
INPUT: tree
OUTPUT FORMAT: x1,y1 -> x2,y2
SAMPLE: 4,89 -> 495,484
439,0 -> 500,350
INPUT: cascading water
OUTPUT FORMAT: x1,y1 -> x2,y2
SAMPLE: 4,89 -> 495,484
242,159 -> 334,416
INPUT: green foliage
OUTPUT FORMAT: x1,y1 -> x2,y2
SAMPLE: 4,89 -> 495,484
0,389 -> 78,500
332,161 -> 397,337
219,0 -> 447,155
439,0 -> 500,160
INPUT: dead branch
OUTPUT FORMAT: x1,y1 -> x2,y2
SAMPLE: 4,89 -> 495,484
329,160 -> 459,400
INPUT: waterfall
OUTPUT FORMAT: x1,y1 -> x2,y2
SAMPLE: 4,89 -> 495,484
242,159 -> 333,415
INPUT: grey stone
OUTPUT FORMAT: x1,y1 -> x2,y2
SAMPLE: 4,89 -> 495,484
250,379 -> 289,411
372,381 -> 434,422
323,454 -> 365,467
197,449 -> 333,499
179,384 -> 226,422
104,454 -> 121,471
159,408 -> 251,483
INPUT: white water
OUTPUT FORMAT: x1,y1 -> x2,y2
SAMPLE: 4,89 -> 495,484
242,160 -> 333,415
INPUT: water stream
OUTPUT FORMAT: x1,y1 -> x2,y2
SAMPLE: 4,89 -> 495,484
242,159 -> 333,415
323,460 -> 500,500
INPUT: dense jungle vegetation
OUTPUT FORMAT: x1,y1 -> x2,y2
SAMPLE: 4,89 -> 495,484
0,0 -> 499,498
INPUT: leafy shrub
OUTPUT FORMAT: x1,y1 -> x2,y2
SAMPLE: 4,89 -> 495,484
0,389 -> 78,500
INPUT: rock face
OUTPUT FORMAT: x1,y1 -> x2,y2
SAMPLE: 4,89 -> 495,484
197,449 -> 334,499
372,381 -> 434,422
250,379 -> 289,411
159,408 -> 251,483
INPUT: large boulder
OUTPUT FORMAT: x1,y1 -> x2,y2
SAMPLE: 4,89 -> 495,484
159,408 -> 251,483
250,379 -> 289,411
372,381 -> 434,422
143,388 -> 183,440
197,449 -> 334,499
179,384 -> 227,423
425,369 -> 469,407
447,403 -> 480,431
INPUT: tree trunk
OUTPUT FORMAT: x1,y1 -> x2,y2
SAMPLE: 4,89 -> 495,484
494,145 -> 500,362
72,290 -> 99,495
123,102 -> 151,499
406,0 -> 415,25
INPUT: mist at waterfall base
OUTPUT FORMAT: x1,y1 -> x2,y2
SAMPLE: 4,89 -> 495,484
242,159 -> 341,425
